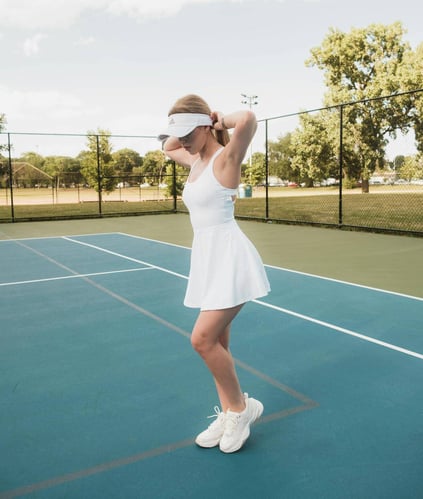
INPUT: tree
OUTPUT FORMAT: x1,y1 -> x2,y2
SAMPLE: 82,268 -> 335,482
44,156 -> 82,187
290,110 -> 338,186
398,155 -> 423,181
0,114 -> 7,154
81,129 -> 115,192
267,133 -> 294,181
244,152 -> 266,186
142,150 -> 167,185
0,114 -> 9,184
165,161 -> 185,198
0,154 -> 7,187
112,148 -> 142,174
12,152 -> 49,187
398,43 -> 423,152
10,162 -> 51,187
19,151 -> 45,170
306,22 -> 420,183
393,155 -> 405,173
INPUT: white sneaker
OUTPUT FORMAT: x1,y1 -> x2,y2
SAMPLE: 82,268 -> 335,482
195,406 -> 226,448
219,394 -> 263,453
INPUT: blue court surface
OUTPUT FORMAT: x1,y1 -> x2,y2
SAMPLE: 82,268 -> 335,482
1,232 -> 422,499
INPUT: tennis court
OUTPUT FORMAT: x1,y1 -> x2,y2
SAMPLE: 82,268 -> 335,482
1,217 -> 422,498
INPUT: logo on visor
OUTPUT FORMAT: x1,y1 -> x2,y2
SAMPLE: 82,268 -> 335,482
168,117 -> 175,124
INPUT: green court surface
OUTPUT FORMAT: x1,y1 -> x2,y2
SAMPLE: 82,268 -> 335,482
0,216 -> 422,499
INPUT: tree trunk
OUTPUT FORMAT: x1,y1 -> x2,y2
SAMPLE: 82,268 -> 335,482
361,179 -> 369,193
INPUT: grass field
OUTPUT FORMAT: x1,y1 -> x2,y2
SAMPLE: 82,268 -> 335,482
233,191 -> 423,232
0,186 -> 169,205
1,185 -> 422,234
0,199 -> 175,220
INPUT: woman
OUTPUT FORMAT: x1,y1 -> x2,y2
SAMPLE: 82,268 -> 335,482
159,94 -> 270,453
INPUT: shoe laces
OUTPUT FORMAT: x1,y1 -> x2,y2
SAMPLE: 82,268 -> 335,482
207,406 -> 225,428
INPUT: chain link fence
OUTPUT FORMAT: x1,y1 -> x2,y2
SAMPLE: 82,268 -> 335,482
0,132 -> 176,221
1,90 -> 422,235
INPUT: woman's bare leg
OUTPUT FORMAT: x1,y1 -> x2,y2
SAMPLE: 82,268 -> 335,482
191,304 -> 246,413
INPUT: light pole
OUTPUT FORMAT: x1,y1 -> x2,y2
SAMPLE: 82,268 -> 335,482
241,93 -> 258,108
241,93 -> 258,169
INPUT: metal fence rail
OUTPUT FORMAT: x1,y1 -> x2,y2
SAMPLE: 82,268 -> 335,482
1,90 -> 422,236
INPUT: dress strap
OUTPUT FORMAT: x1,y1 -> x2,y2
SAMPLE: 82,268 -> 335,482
187,148 -> 224,183
210,147 -> 224,163
187,157 -> 201,182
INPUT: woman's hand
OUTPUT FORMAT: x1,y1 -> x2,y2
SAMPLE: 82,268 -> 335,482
210,111 -> 225,131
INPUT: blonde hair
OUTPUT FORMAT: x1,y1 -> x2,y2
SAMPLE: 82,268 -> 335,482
168,94 -> 230,147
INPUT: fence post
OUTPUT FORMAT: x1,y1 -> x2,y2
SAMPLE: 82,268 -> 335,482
7,133 -> 15,222
338,105 -> 344,227
265,119 -> 269,220
96,135 -> 103,216
172,160 -> 177,212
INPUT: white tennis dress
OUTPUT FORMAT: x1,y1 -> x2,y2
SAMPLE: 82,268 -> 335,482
182,148 -> 270,310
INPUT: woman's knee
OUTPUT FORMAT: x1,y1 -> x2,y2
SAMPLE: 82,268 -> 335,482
191,307 -> 240,356
190,331 -> 205,355
191,327 -> 214,356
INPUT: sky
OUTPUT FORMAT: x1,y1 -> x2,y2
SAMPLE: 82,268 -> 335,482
0,0 -> 422,158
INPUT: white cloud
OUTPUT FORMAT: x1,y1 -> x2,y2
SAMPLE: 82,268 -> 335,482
0,86 -> 100,128
22,33 -> 47,56
0,0 -> 253,30
0,86 -> 160,155
105,0 -> 288,22
0,0 -> 105,30
105,0 -> 215,20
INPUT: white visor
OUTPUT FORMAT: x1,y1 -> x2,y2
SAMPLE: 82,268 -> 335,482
158,113 -> 212,141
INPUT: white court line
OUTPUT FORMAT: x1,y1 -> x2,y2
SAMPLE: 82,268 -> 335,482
2,234 -> 421,361
254,299 -> 423,360
2,232 -> 422,302
118,232 -> 192,250
0,232 -> 119,243
0,267 -> 153,287
62,236 -> 188,280
117,232 -> 423,303
4,231 -> 421,302
64,234 -> 423,361
264,263 -> 423,303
